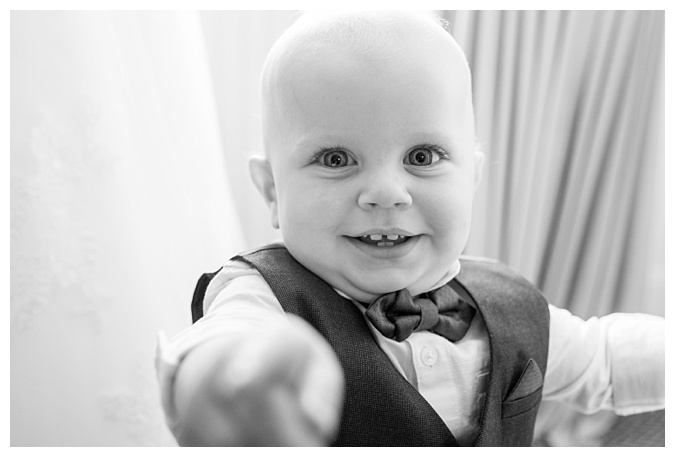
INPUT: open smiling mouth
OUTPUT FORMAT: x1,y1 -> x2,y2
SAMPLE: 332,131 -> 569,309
355,234 -> 412,247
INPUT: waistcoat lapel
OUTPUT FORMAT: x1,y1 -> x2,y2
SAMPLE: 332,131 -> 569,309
454,259 -> 549,446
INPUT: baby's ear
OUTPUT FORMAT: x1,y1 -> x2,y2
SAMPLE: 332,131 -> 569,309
473,148 -> 485,189
249,156 -> 279,229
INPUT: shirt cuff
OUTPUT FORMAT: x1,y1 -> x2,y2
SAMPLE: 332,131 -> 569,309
606,313 -> 665,415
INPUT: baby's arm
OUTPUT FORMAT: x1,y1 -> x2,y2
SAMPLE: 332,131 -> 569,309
543,305 -> 664,414
156,266 -> 344,446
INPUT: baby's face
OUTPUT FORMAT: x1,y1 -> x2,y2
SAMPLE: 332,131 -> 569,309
255,33 -> 480,303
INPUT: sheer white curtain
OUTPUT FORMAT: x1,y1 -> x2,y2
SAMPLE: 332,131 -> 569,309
198,10 -> 297,247
11,11 -> 245,445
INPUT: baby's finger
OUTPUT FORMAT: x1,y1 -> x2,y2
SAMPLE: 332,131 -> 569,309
289,316 -> 344,439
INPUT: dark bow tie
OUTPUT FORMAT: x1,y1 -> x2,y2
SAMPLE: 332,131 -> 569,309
364,282 -> 475,342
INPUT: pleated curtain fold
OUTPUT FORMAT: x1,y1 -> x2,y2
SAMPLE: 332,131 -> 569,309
445,10 -> 664,319
443,10 -> 664,445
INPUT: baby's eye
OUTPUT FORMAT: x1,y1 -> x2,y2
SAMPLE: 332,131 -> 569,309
317,149 -> 354,168
404,146 -> 446,166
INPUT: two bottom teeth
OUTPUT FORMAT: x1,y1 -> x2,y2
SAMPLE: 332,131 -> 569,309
359,234 -> 410,247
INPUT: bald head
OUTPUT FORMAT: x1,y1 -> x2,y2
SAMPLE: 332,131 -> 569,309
260,11 -> 474,160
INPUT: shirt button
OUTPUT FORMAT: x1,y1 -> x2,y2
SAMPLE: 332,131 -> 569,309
421,347 -> 438,366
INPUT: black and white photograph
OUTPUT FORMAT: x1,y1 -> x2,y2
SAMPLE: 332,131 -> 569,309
10,7 -> 666,447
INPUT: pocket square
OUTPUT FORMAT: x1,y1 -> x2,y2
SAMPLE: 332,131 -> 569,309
505,359 -> 542,402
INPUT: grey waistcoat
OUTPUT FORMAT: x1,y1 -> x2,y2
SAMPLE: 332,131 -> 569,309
191,245 -> 550,446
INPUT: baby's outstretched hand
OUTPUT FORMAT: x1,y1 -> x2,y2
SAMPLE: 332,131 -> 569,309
176,315 -> 344,446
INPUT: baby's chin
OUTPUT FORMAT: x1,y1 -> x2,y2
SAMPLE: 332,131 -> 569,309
287,248 -> 447,303
334,275 -> 436,304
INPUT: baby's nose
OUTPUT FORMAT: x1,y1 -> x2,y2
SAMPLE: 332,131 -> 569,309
357,169 -> 412,210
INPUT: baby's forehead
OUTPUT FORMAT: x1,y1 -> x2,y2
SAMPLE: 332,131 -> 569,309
260,11 -> 472,155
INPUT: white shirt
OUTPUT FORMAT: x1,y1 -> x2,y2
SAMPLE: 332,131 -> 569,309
156,259 -> 665,446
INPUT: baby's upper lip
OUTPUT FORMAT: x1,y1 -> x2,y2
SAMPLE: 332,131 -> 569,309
351,228 -> 416,238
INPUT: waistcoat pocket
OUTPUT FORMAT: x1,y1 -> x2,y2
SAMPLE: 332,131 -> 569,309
499,387 -> 542,446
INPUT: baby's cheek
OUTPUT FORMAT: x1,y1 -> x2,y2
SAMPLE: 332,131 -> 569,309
427,202 -> 471,251
281,190 -> 340,235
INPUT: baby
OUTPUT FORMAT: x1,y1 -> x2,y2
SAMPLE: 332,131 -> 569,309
156,11 -> 664,446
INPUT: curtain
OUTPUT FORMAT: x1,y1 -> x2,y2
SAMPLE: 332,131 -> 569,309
198,10 -> 296,248
443,10 -> 664,445
11,11 -> 246,445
